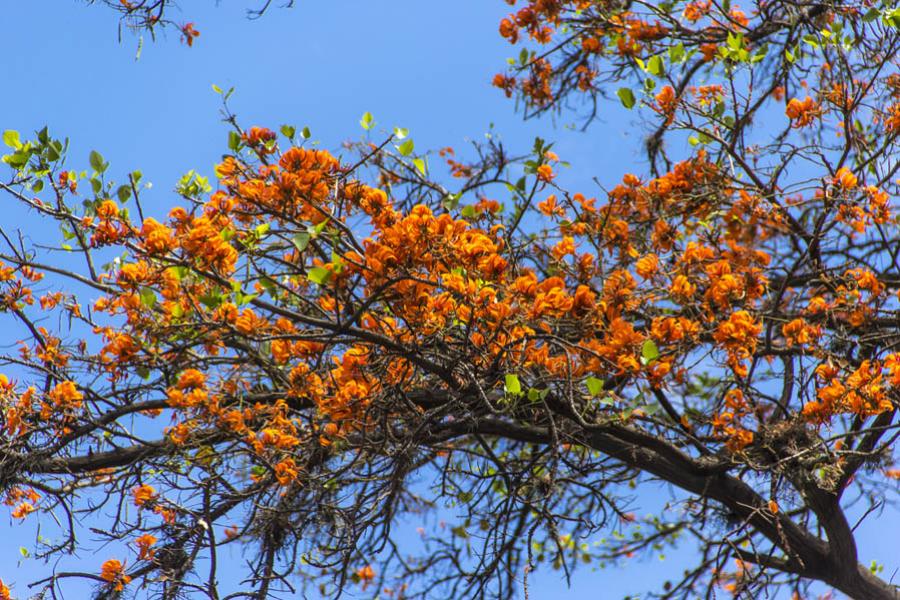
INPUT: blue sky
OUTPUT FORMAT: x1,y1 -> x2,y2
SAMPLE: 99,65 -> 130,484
2,2 -> 898,599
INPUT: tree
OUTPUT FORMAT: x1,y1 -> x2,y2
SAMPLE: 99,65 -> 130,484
2,0 -> 900,598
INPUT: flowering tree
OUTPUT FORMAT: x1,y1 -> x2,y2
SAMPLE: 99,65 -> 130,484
3,1 -> 900,599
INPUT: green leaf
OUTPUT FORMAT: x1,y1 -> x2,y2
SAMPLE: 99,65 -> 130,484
32,179 -> 44,193
301,126 -> 311,139
460,205 -> 477,218
307,267 -> 332,285
442,193 -> 461,211
360,111 -> 375,131
116,184 -> 132,203
668,43 -> 685,64
647,55 -> 664,76
280,125 -> 296,139
140,287 -> 157,308
413,157 -> 427,175
3,130 -> 22,149
212,84 -> 223,94
504,373 -> 522,396
393,127 -> 409,139
586,376 -> 604,397
46,142 -> 61,162
397,138 -> 415,156
641,339 -> 660,364
199,291 -> 223,309
228,131 -> 241,152
617,87 -> 636,109
292,232 -> 310,251
89,150 -> 107,174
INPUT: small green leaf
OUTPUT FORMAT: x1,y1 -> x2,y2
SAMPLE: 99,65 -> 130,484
641,339 -> 660,364
280,125 -> 296,139
116,184 -> 132,203
647,55 -> 664,76
3,130 -> 22,149
586,376 -> 604,397
292,232 -> 310,251
307,267 -> 332,285
32,179 -> 44,193
360,111 -> 375,131
199,291 -> 223,309
140,287 -> 157,308
212,84 -> 223,94
393,127 -> 409,139
228,131 -> 241,152
617,88 -> 636,109
301,126 -> 311,139
413,157 -> 426,175
397,139 -> 415,156
89,150 -> 107,174
504,373 -> 522,396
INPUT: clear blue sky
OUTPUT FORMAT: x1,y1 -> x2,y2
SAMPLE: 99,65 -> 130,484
1,2 -> 897,599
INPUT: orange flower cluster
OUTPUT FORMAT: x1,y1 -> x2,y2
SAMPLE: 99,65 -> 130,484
712,311 -> 762,377
134,533 -> 157,561
712,389 -> 754,452
100,559 -> 132,591
785,96 -> 823,127
804,361 -> 893,424
132,484 -> 157,508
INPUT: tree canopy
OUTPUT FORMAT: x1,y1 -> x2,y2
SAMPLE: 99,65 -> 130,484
3,1 -> 900,599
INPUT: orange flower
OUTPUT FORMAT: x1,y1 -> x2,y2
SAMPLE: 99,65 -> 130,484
713,311 -> 762,376
176,369 -> 206,390
356,565 -> 376,590
654,86 -> 678,124
782,318 -> 819,347
100,559 -> 132,591
536,164 -> 555,183
634,253 -> 659,279
785,97 -> 822,127
537,194 -> 565,217
274,458 -> 300,487
47,381 -> 83,411
181,23 -> 200,47
669,275 -> 696,301
682,0 -> 710,22
11,501 -> 35,519
224,525 -> 240,540
132,484 -> 157,508
833,166 -> 857,190
134,534 -> 157,561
